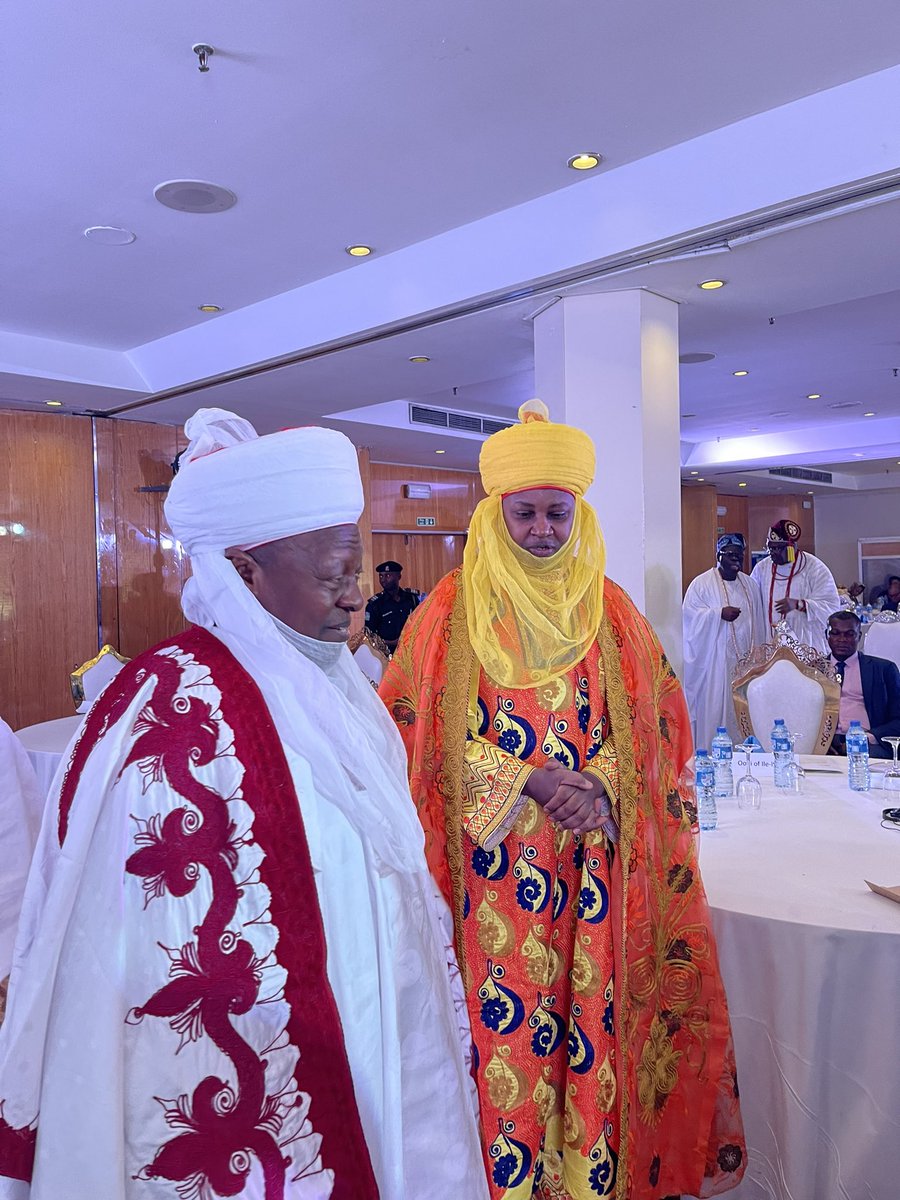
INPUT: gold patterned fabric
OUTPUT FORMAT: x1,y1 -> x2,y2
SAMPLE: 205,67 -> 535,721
381,572 -> 746,1199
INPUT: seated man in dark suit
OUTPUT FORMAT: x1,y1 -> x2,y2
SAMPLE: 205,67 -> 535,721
826,610 -> 900,757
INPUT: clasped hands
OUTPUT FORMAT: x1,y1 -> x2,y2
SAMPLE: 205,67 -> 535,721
523,759 -> 619,841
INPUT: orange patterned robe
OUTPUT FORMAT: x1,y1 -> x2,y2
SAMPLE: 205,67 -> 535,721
381,571 -> 745,1200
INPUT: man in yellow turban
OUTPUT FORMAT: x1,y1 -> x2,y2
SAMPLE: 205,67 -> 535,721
380,401 -> 745,1200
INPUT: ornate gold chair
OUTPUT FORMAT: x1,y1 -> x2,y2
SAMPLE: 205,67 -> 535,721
70,645 -> 130,713
348,630 -> 392,689
731,624 -> 840,755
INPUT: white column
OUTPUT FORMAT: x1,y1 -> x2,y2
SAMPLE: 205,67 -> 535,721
533,290 -> 683,670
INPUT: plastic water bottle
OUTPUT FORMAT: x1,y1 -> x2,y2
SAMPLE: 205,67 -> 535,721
711,727 -> 734,797
846,720 -> 871,792
771,718 -> 793,789
695,749 -> 718,830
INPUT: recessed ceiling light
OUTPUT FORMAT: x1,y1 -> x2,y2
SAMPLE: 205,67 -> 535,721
567,152 -> 602,171
732,370 -> 749,377
749,426 -> 759,431
689,470 -> 699,475
83,225 -> 136,245
853,452 -> 864,457
807,393 -> 821,400
682,413 -> 697,419
45,400 -> 63,407
698,279 -> 726,290
807,490 -> 814,495
154,180 -> 237,213
345,244 -> 373,257
434,449 -> 446,454
864,411 -> 876,417
408,356 -> 430,364
197,304 -> 221,313
697,477 -> 705,482
738,482 -> 748,487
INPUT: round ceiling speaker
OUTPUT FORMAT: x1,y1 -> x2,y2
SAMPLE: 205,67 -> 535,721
153,180 -> 237,214
679,352 -> 716,365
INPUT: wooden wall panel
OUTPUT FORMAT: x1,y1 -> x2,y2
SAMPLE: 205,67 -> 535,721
372,532 -> 466,596
95,419 -> 120,651
351,447 -> 374,638
714,494 -> 750,572
370,463 -> 484,531
747,495 -> 815,558
680,485 -> 717,594
99,420 -> 188,660
0,411 -> 98,729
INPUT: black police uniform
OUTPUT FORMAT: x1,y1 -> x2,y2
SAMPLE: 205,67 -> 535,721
365,588 -> 421,647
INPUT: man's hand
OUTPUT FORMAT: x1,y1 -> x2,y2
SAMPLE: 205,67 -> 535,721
720,606 -> 741,622
523,759 -> 588,808
774,597 -> 801,615
524,760 -> 618,839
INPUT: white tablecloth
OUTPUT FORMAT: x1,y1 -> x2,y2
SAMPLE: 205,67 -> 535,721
699,762 -> 900,1199
15,715 -> 84,798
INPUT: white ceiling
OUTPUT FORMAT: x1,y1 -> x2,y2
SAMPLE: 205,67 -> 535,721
4,1 -> 900,493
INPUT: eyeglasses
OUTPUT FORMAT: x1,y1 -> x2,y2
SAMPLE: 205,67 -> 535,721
881,807 -> 900,831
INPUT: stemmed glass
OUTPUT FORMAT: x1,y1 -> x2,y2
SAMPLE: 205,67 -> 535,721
736,739 -> 763,811
881,737 -> 900,794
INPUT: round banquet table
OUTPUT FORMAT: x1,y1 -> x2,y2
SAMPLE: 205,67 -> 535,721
14,715 -> 84,798
697,759 -> 900,1199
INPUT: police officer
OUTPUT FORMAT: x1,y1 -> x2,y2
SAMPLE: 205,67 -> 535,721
365,561 -> 421,652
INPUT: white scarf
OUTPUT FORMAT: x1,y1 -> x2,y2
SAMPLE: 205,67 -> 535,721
180,555 -> 424,874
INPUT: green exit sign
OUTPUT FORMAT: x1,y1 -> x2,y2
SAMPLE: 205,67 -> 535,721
416,516 -> 436,527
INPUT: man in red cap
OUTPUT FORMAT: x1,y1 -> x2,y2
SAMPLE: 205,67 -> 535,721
750,518 -> 839,652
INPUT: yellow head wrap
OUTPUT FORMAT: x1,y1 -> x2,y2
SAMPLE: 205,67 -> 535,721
480,398 -> 595,496
463,400 -> 606,689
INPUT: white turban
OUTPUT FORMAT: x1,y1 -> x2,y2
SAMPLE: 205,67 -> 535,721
165,407 -> 364,554
161,408 -> 423,874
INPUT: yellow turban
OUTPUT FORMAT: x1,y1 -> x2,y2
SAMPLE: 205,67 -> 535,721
479,399 -> 595,496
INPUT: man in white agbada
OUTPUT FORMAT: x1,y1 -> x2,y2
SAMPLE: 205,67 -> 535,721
749,518 -> 840,654
0,409 -> 487,1200
682,533 -> 767,750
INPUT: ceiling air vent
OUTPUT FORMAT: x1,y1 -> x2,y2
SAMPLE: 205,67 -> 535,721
408,403 -> 514,437
448,412 -> 482,433
768,466 -> 833,484
409,405 -> 448,428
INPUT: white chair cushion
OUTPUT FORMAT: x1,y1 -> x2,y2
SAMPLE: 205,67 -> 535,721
746,658 -> 825,755
353,642 -> 385,687
863,623 -> 900,673
75,653 -> 126,714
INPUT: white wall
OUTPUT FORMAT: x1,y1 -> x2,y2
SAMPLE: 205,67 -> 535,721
815,489 -> 900,585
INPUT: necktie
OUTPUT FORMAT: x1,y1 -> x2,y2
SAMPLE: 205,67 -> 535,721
834,659 -> 845,687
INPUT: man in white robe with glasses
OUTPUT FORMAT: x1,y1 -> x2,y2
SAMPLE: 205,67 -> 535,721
0,408 -> 486,1200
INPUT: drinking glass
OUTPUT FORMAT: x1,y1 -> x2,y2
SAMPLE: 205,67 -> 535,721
786,732 -> 804,793
736,740 -> 762,811
881,736 -> 900,794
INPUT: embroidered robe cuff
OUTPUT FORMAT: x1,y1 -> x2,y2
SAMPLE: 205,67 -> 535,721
462,738 -> 533,851
583,737 -> 620,808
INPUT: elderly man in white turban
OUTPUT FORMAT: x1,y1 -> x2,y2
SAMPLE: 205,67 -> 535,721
0,410 -> 486,1200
